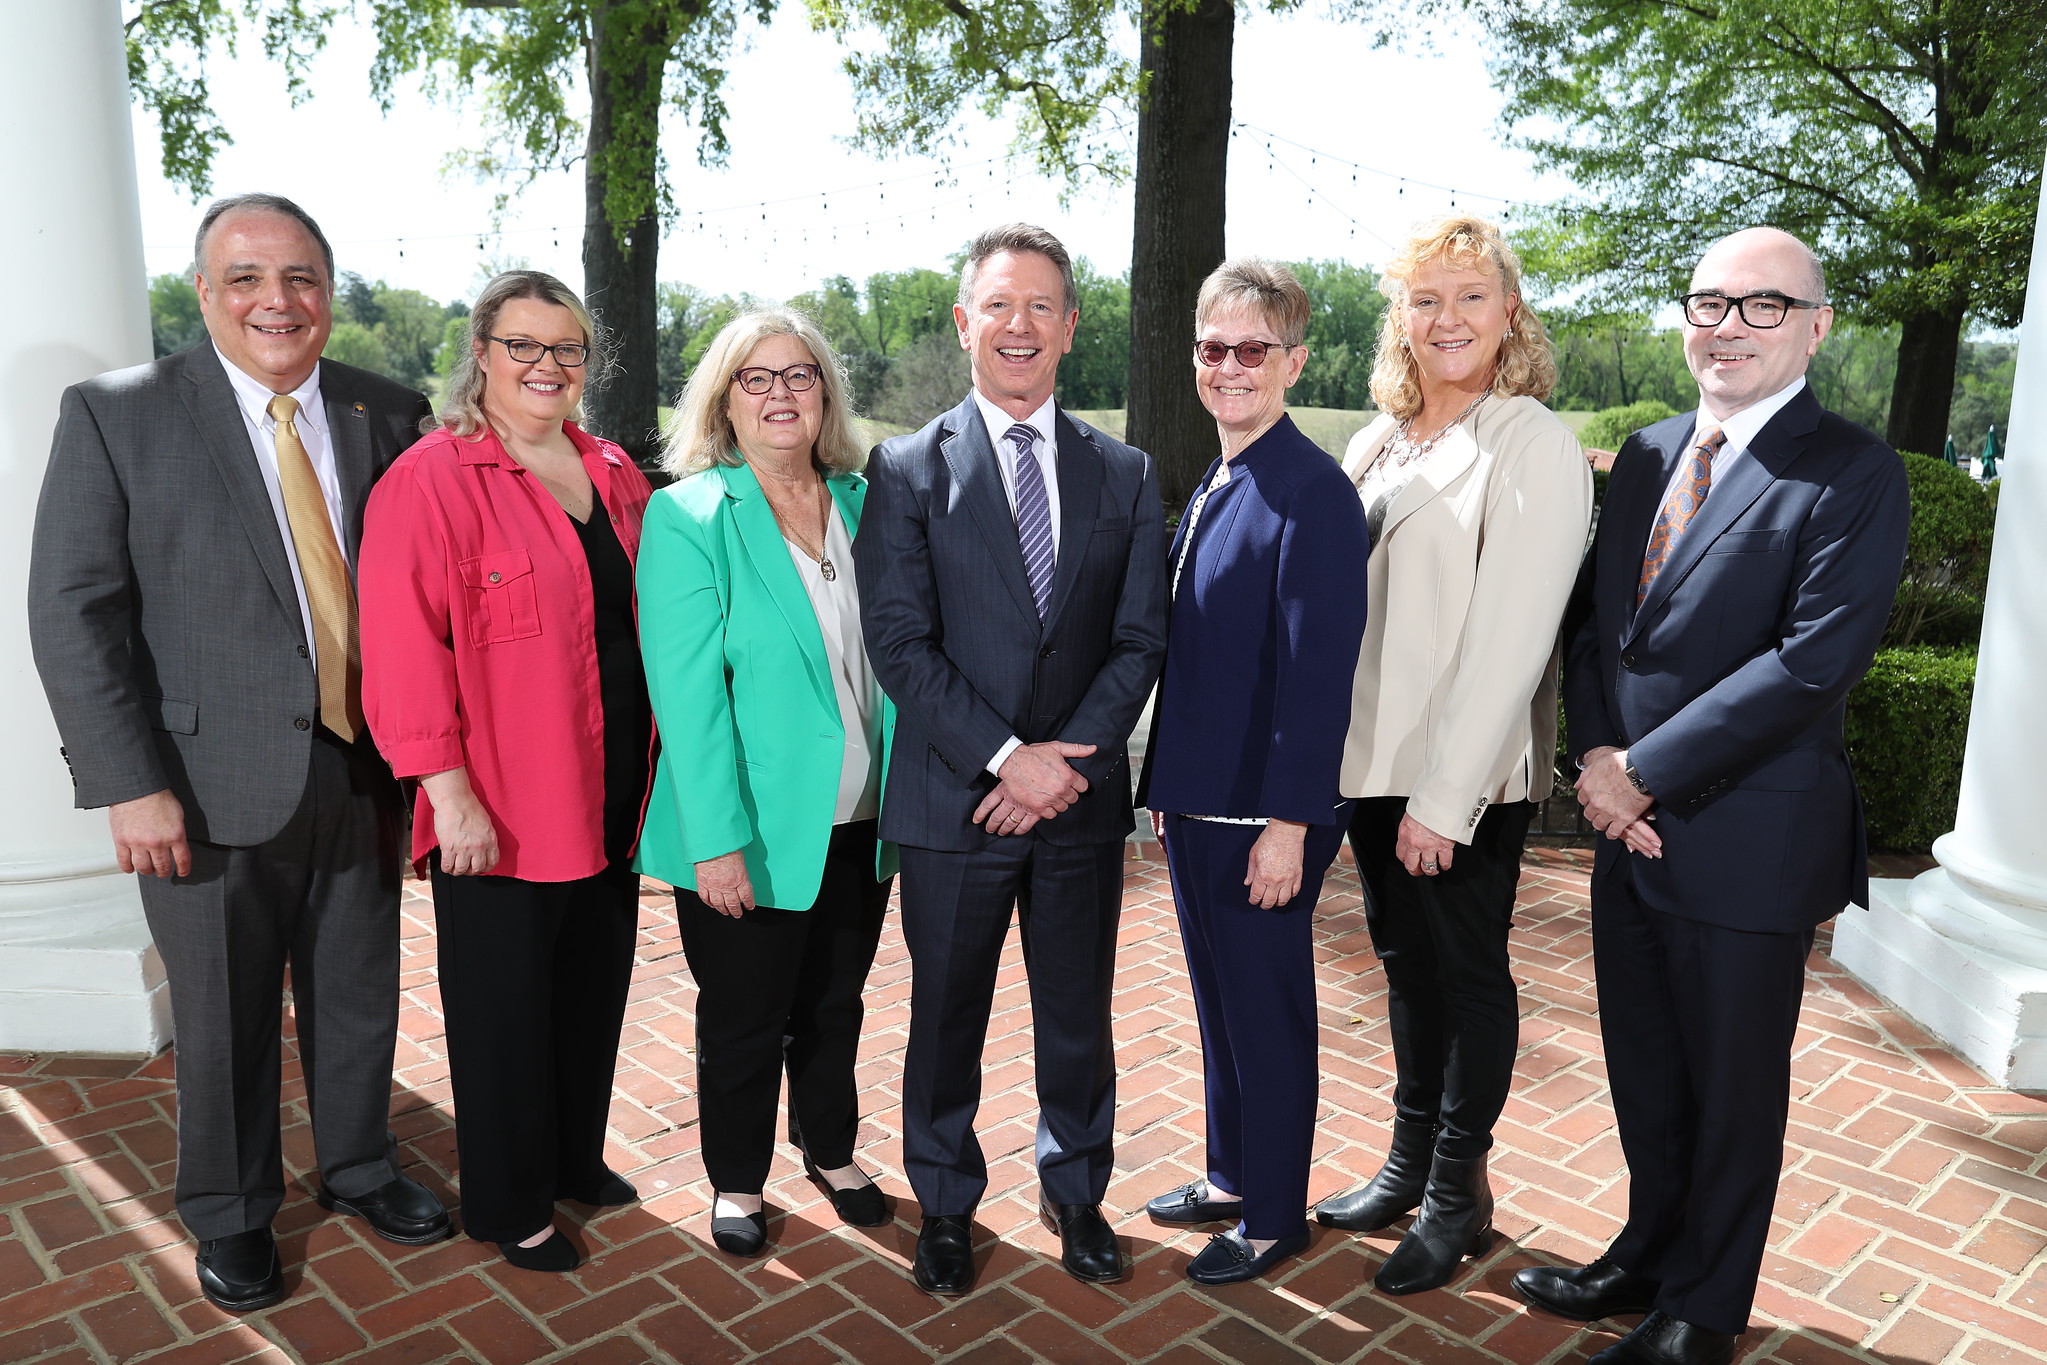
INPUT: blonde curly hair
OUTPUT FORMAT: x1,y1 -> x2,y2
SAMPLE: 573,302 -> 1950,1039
1369,214 -> 1558,422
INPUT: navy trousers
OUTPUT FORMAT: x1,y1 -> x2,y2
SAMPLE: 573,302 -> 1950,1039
1596,857 -> 1815,1335
1161,813 -> 1349,1241
897,838 -> 1125,1215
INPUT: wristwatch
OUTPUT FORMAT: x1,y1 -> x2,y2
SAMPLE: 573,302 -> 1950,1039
1623,762 -> 1651,796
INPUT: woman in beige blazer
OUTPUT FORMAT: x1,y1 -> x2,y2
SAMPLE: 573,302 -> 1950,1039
1314,215 -> 1592,1296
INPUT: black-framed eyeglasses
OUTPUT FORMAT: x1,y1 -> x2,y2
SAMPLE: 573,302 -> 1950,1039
731,363 -> 822,395
1193,339 -> 1293,368
487,335 -> 590,367
1677,292 -> 1824,329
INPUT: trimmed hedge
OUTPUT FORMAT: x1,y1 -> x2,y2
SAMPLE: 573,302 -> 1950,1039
1845,647 -> 1976,852
1580,400 -> 1678,452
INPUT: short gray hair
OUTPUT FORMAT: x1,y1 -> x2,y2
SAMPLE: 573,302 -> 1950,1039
437,271 -> 603,439
957,223 -> 1078,315
1196,258 -> 1311,347
659,309 -> 866,479
194,193 -> 335,281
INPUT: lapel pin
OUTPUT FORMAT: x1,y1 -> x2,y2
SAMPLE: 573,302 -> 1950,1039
352,402 -> 366,417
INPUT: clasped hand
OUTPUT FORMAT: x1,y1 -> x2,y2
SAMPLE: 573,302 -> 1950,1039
973,740 -> 1096,836
1575,746 -> 1663,857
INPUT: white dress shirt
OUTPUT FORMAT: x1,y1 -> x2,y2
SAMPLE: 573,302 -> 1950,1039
1658,376 -> 1807,510
216,348 -> 351,671
970,389 -> 1063,776
781,502 -> 882,823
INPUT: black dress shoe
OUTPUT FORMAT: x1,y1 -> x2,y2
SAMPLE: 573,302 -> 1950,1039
1589,1311 -> 1738,1365
913,1214 -> 975,1296
497,1229 -> 580,1273
1513,1255 -> 1662,1321
1374,1150 -> 1494,1295
709,1194 -> 769,1256
562,1169 -> 639,1206
1145,1179 -> 1243,1225
195,1227 -> 287,1312
1039,1202 -> 1125,1283
802,1155 -> 889,1228
1185,1227 -> 1311,1285
318,1175 -> 453,1245
1314,1118 -> 1436,1231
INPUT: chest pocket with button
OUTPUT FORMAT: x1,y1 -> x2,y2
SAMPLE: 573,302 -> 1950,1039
459,548 -> 542,646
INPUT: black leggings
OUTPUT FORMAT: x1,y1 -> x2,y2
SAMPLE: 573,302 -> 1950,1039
1351,797 -> 1536,1160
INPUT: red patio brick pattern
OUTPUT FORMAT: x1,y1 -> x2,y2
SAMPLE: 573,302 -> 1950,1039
4,847 -> 2045,1364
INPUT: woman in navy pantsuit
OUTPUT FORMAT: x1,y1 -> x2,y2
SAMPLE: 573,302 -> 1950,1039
1136,260 -> 1370,1284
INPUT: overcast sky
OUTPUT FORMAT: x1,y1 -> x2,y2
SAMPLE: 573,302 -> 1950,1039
131,6 -> 1567,309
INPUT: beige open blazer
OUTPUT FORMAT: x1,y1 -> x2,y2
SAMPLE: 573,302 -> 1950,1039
1339,394 -> 1594,843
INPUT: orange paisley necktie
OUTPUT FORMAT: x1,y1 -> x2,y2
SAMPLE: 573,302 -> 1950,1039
1637,426 -> 1726,607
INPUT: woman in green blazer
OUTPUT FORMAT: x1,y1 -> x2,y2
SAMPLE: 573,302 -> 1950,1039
636,310 -> 897,1257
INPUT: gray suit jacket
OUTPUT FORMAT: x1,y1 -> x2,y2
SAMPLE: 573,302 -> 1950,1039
27,342 -> 432,847
854,395 -> 1168,851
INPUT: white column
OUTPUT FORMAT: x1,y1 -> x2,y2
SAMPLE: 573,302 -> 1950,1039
0,0 -> 170,1055
1833,151 -> 2047,1088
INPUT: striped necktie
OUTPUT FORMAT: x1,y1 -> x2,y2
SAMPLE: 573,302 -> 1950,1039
268,394 -> 363,742
1638,426 -> 1726,607
1004,422 -> 1056,620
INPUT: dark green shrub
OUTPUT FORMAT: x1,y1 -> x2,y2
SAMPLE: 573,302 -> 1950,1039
1888,452 -> 1995,648
1845,647 -> 1976,852
1580,399 -> 1678,452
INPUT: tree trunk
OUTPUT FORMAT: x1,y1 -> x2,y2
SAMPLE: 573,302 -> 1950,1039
1125,0 -> 1232,508
1885,301 -> 1967,458
582,1 -> 665,470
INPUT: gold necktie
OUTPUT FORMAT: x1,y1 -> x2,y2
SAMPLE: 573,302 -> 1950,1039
268,394 -> 363,743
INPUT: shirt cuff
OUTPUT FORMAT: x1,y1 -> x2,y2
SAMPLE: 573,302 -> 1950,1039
987,736 -> 1023,777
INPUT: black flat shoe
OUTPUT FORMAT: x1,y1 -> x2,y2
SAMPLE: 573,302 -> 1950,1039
1588,1311 -> 1738,1365
912,1214 -> 975,1296
802,1155 -> 888,1228
1039,1201 -> 1125,1283
562,1169 -> 639,1207
1145,1179 -> 1243,1225
710,1194 -> 768,1256
195,1227 -> 287,1312
497,1229 -> 579,1273
1185,1227 -> 1311,1285
1513,1255 -> 1662,1321
318,1175 -> 453,1245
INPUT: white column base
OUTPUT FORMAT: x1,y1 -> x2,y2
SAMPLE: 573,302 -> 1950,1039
0,864 -> 170,1057
1833,872 -> 2047,1090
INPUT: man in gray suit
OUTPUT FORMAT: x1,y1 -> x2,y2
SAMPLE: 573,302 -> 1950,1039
28,194 -> 449,1312
855,223 -> 1168,1295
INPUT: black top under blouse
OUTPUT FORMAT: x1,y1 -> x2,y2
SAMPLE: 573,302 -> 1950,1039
571,487 -> 654,865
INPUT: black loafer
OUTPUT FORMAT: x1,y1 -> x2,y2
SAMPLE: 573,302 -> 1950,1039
802,1155 -> 889,1228
562,1169 -> 639,1207
1513,1255 -> 1662,1321
1145,1179 -> 1244,1225
195,1227 -> 287,1312
318,1175 -> 452,1245
912,1214 -> 975,1296
1588,1310 -> 1737,1365
1185,1227 -> 1311,1285
1039,1201 -> 1125,1283
498,1229 -> 580,1273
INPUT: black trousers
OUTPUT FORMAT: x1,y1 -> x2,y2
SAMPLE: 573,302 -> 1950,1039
897,836 -> 1125,1215
673,820 -> 891,1195
1352,796 -> 1535,1160
137,732 -> 405,1240
1596,857 -> 1814,1335
431,856 -> 640,1244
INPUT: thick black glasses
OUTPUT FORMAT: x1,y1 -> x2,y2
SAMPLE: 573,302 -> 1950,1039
732,363 -> 822,395
1677,292 -> 1824,329
487,335 -> 589,367
1194,339 -> 1292,368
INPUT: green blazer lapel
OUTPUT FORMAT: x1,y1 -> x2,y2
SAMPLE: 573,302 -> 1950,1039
721,461 -> 835,714
827,468 -> 866,535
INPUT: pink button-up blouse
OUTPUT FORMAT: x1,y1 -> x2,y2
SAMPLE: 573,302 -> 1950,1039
359,421 -> 654,882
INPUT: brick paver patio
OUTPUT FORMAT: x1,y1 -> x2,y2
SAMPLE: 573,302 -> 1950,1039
4,846 -> 2045,1364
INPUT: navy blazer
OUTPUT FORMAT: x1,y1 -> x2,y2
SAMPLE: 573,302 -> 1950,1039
1561,386 -> 1908,931
1138,414 -> 1370,826
854,394 -> 1169,851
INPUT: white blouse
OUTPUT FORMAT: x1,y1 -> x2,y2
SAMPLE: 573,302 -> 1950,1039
783,502 -> 882,823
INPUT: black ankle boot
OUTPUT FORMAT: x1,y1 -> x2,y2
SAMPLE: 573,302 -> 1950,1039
1374,1149 -> 1494,1295
1315,1118 -> 1437,1231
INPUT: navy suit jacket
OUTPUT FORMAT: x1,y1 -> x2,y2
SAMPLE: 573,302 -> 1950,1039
1562,386 -> 1908,931
855,394 -> 1168,851
1139,415 -> 1370,825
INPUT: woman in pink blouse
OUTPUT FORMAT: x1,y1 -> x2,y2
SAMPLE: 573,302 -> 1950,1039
359,271 -> 654,1273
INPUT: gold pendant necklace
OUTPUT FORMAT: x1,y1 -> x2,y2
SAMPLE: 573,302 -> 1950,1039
764,471 -> 835,580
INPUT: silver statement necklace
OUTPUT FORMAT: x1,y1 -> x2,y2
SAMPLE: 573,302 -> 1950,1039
1376,391 -> 1490,474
